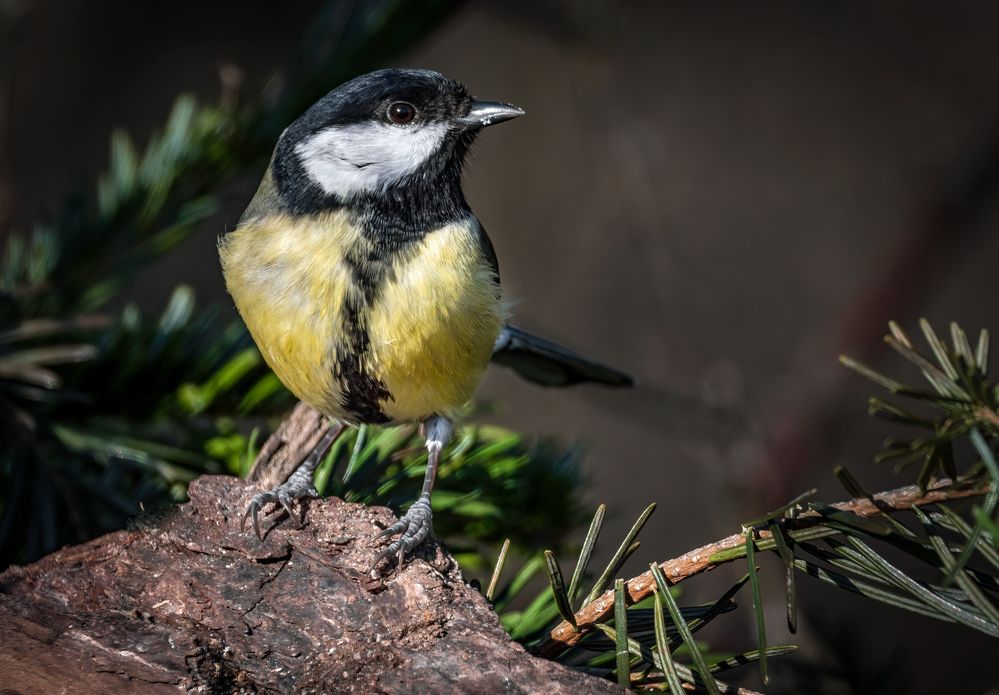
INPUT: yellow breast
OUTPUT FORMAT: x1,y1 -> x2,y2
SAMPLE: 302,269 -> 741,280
218,210 -> 503,424
365,221 -> 504,422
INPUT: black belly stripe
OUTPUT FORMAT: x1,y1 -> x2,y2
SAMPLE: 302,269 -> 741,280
333,244 -> 391,424
332,220 -> 427,423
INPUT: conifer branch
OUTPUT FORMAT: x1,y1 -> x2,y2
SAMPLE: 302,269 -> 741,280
536,478 -> 993,659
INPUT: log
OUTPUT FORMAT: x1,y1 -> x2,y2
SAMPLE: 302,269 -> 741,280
0,475 -> 618,694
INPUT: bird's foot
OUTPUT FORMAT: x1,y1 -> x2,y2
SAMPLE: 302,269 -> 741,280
374,495 -> 433,569
240,464 -> 318,540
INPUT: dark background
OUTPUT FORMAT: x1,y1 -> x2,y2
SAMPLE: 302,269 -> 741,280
3,1 -> 999,692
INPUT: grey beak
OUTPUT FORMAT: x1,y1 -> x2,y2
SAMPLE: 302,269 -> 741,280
461,100 -> 525,128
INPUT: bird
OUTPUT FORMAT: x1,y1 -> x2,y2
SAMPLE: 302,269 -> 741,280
219,68 -> 632,570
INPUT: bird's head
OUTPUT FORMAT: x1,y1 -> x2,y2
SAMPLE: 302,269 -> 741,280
271,68 -> 524,213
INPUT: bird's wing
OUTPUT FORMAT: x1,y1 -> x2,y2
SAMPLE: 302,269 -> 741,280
490,324 -> 634,388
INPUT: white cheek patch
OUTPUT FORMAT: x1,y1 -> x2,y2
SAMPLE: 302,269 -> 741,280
295,121 -> 450,198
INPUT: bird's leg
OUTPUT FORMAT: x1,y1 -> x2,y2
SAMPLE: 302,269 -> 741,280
241,421 -> 347,539
374,415 -> 453,568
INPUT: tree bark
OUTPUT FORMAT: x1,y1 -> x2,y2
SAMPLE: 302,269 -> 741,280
0,475 -> 618,694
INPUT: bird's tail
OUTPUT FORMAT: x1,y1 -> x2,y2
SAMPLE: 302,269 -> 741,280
490,324 -> 634,388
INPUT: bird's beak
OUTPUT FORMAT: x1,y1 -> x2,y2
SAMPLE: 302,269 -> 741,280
461,100 -> 525,128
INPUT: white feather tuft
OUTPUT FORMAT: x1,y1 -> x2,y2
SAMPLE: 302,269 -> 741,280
424,416 -> 454,454
295,121 -> 450,198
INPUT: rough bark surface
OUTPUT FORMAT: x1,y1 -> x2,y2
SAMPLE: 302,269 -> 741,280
0,475 -> 618,694
247,401 -> 330,490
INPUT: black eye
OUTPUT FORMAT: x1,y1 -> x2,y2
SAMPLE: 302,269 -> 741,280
387,101 -> 416,124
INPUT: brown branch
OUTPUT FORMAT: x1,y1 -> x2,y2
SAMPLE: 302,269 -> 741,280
974,405 -> 999,431
248,400 -> 329,488
633,672 -> 762,694
0,475 -> 618,693
536,478 -> 993,659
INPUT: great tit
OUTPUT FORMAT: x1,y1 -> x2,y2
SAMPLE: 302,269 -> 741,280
220,68 -> 631,569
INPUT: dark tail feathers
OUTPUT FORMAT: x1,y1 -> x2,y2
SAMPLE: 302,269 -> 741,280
490,324 -> 633,388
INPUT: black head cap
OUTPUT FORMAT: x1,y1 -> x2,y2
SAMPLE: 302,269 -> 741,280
269,69 -> 523,221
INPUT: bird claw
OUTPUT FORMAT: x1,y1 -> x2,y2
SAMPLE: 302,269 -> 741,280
240,479 -> 318,540
374,496 -> 433,569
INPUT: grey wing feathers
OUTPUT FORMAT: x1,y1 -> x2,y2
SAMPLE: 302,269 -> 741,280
490,324 -> 634,388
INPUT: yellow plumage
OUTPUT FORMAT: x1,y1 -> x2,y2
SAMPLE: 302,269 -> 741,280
218,210 -> 503,424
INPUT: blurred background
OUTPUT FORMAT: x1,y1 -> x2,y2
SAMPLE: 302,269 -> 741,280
3,1 -> 999,692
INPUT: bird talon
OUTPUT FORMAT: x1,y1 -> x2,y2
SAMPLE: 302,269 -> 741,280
240,501 -> 263,540
240,491 -> 274,538
373,497 -> 434,569
278,491 -> 295,518
376,519 -> 407,540
250,505 -> 263,540
240,478 -> 316,540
